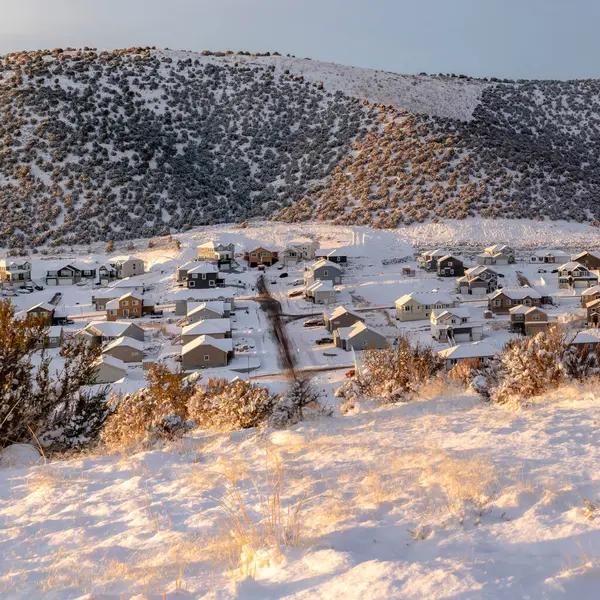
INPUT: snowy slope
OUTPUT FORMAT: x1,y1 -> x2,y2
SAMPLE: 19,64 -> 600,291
3,388 -> 600,598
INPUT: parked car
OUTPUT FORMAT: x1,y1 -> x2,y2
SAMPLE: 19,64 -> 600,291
65,319 -> 75,325
303,319 -> 323,327
497,273 -> 505,278
537,268 -> 547,273
18,288 -> 33,294
279,272 -> 289,278
293,279 -> 303,286
345,369 -> 356,378
316,337 -> 333,345
34,285 -> 44,291
551,269 -> 559,273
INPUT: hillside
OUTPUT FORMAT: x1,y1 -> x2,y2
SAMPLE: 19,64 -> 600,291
2,47 -> 600,248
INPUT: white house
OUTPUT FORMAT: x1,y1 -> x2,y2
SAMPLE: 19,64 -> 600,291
529,249 -> 570,264
476,244 -> 515,265
437,341 -> 497,370
430,308 -> 483,343
395,291 -> 461,322
304,280 -> 336,305
283,239 -> 319,265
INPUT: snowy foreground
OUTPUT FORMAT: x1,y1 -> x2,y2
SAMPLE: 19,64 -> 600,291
3,386 -> 600,598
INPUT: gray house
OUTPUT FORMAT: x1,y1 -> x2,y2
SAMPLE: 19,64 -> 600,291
78,321 -> 145,344
173,289 -> 236,316
187,263 -> 225,289
304,259 -> 343,285
324,306 -> 364,333
93,356 -> 128,383
333,322 -> 388,351
102,336 -> 145,363
187,301 -> 231,324
457,266 -> 499,296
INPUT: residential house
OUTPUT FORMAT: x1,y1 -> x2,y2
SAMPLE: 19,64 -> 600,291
487,288 -> 543,315
479,244 -> 515,265
98,263 -> 119,285
44,262 -> 97,286
457,266 -> 498,296
176,261 -> 198,282
77,321 -> 145,345
244,247 -> 279,268
93,356 -> 127,384
173,289 -> 235,316
333,321 -> 389,351
304,259 -> 342,286
581,285 -> 600,308
587,299 -> 600,327
529,249 -> 570,264
324,306 -> 364,333
437,342 -> 497,370
47,326 -> 64,348
304,280 -> 336,305
182,335 -> 234,369
395,292 -> 460,322
509,305 -> 549,335
315,248 -> 349,264
187,263 -> 225,289
430,308 -> 483,343
180,319 -> 232,345
106,293 -> 144,321
187,301 -> 231,324
109,256 -> 145,278
102,336 -> 145,363
282,239 -> 319,266
0,259 -> 32,285
26,302 -> 55,325
569,331 -> 600,353
558,262 -> 599,290
416,249 -> 446,272
437,255 -> 465,277
571,251 -> 600,271
197,241 -> 235,266
107,278 -> 145,295
92,289 -> 121,311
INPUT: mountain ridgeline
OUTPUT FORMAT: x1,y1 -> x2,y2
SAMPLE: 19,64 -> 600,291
1,47 -> 600,248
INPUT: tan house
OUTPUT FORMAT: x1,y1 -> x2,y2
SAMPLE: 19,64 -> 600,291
244,247 -> 279,268
581,285 -> 600,308
187,301 -> 230,324
102,336 -> 145,363
197,241 -> 235,265
182,335 -> 234,369
78,321 -> 145,344
26,302 -> 55,325
0,258 -> 32,285
395,292 -> 460,322
109,256 -> 145,278
572,251 -> 600,271
509,305 -> 549,335
587,299 -> 600,327
324,306 -> 364,333
476,244 -> 515,266
93,356 -> 127,383
106,293 -> 144,321
487,288 -> 542,314
333,322 -> 388,351
558,262 -> 598,290
180,318 -> 232,345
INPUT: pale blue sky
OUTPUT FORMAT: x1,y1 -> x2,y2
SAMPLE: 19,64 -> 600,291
1,0 -> 597,79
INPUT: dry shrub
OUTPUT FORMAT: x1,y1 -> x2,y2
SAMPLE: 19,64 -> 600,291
448,359 -> 482,388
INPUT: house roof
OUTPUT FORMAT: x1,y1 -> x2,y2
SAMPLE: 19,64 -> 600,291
486,244 -> 512,253
103,336 -> 144,352
187,301 -> 226,317
509,304 -> 546,315
572,251 -> 600,261
28,302 -> 54,313
559,261 -> 588,271
310,259 -> 341,272
96,355 -> 128,372
431,307 -> 471,321
109,255 -> 143,263
581,285 -> 600,296
172,288 -> 236,301
419,249 -> 446,258
437,254 -> 462,263
108,277 -> 144,289
395,291 -> 458,307
488,287 -> 542,300
86,321 -> 141,337
533,249 -> 569,258
438,341 -> 497,360
306,280 -> 334,292
177,261 -> 198,271
188,263 -> 220,274
571,331 -> 600,345
0,258 -> 30,267
465,265 -> 495,277
182,318 -> 231,336
47,326 -> 63,337
182,335 -> 234,354
327,305 -> 361,320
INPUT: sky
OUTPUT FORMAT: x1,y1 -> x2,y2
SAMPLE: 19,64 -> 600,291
1,0 -> 598,80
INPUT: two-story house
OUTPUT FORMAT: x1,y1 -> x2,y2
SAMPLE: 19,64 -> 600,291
187,264 -> 225,289
581,285 -> 600,308
430,308 -> 483,343
509,305 -> 549,335
333,322 -> 388,351
395,292 -> 461,322
197,241 -> 235,266
106,293 -> 144,321
571,251 -> 600,271
283,239 -> 320,266
315,248 -> 349,264
244,247 -> 279,268
457,266 -> 499,295
417,249 -> 446,272
558,261 -> 598,290
476,244 -> 515,266
324,306 -> 364,332
98,263 -> 119,285
109,256 -> 145,278
304,259 -> 342,285
437,342 -> 497,370
487,288 -> 542,314
0,259 -> 32,285
437,255 -> 465,277
45,262 -> 97,286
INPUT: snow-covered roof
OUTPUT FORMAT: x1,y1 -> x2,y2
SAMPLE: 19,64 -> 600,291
309,258 -> 341,271
573,251 -> 600,261
486,244 -> 512,253
47,326 -> 63,337
108,277 -> 144,289
327,305 -> 361,320
533,249 -> 569,258
182,318 -> 231,336
420,249 -> 446,258
182,335 -> 234,354
177,260 -> 198,271
103,336 -> 144,352
488,287 -> 542,300
581,285 -> 600,296
188,263 -> 220,274
465,265 -> 495,277
109,255 -> 143,263
28,302 -> 54,312
0,258 -> 30,267
509,304 -> 545,315
96,355 -> 128,371
438,341 -> 497,360
437,254 -> 461,262
172,288 -> 236,301
86,321 -> 139,337
395,291 -> 458,306
187,301 -> 226,317
336,321 -> 377,341
431,307 -> 471,321
559,261 -> 588,271
306,280 -> 334,292
571,331 -> 600,345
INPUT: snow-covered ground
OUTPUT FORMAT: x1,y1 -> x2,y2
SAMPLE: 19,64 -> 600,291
4,387 -> 600,598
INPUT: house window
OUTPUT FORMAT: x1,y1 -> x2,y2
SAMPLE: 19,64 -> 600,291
209,280 -> 215,287
532,314 -> 540,320
132,301 -> 139,306
202,273 -> 207,280
123,301 -> 129,306
403,306 -> 411,311
110,310 -> 117,315
251,253 -> 257,258
84,270 -> 90,276
323,270 -> 328,276
204,355 -> 210,361
493,299 -> 501,306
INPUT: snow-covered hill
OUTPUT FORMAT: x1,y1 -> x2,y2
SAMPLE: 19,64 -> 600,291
2,47 -> 600,248
3,388 -> 600,598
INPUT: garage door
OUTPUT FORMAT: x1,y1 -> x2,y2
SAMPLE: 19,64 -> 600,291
47,278 -> 58,286
58,279 -> 71,285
